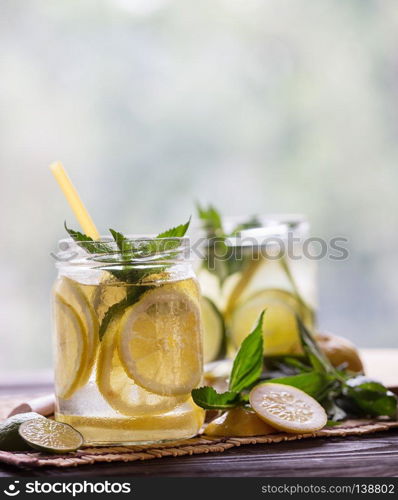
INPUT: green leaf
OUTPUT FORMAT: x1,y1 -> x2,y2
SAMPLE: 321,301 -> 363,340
344,376 -> 397,418
98,286 -> 150,340
196,203 -> 224,237
65,218 -> 191,342
270,371 -> 330,399
156,217 -> 191,238
191,386 -> 240,410
296,316 -> 335,374
109,228 -> 133,254
229,311 -> 265,393
229,216 -> 261,236
64,222 -> 112,254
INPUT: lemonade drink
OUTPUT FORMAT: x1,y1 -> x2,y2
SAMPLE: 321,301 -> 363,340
52,235 -> 204,445
194,212 -> 317,361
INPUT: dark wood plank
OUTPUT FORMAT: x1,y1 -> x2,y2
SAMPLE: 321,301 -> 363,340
1,431 -> 398,477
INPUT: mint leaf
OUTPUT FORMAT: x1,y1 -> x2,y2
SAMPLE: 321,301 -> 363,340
65,218 -> 192,342
229,311 -> 265,393
191,311 -> 264,410
344,377 -> 398,418
157,217 -> 191,238
98,286 -> 150,340
64,222 -> 112,253
109,229 -> 133,255
270,372 -> 331,399
196,203 -> 223,237
229,216 -> 261,236
191,386 -> 240,410
296,316 -> 335,374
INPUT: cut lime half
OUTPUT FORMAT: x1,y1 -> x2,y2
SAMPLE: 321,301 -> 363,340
0,413 -> 45,451
19,418 -> 84,453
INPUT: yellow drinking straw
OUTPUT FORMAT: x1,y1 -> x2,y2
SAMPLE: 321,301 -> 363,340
50,161 -> 100,240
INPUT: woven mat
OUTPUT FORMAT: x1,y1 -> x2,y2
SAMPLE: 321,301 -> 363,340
1,396 -> 398,469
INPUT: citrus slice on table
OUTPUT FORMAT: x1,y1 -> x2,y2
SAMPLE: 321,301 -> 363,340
201,296 -> 225,363
54,277 -> 99,388
96,313 -> 188,416
53,295 -> 88,399
229,289 -> 313,355
19,418 -> 83,453
117,286 -> 203,396
249,383 -> 327,433
204,407 -> 276,437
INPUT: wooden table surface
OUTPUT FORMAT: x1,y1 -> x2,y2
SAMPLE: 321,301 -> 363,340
1,350 -> 398,478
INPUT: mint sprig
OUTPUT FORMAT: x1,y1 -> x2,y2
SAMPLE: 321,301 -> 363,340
192,311 -> 265,410
64,218 -> 191,341
229,311 -> 265,393
193,311 -> 398,420
157,218 -> 191,238
190,387 -> 240,411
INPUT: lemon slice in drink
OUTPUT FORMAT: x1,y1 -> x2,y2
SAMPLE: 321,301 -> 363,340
19,418 -> 83,453
96,314 -> 188,416
53,295 -> 88,399
118,286 -> 203,396
54,277 -> 99,388
229,289 -> 313,355
201,296 -> 225,363
91,275 -> 127,322
250,383 -> 327,433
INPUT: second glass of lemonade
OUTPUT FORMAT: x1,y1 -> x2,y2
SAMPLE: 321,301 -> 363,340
195,215 -> 317,362
52,236 -> 205,445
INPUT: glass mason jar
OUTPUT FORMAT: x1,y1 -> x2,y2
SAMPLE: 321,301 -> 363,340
52,236 -> 205,445
194,215 -> 317,363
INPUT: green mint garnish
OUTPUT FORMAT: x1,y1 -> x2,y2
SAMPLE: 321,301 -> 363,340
189,387 -> 240,411
64,218 -> 191,341
192,311 -> 265,410
228,311 -> 265,393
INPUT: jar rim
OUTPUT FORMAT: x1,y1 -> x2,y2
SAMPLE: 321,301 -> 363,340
191,213 -> 309,247
53,235 -> 191,268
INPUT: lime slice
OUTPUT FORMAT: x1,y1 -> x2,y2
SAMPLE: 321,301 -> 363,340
54,277 -> 99,389
0,413 -> 45,451
204,407 -> 276,437
229,289 -> 313,355
96,313 -> 188,416
118,286 -> 202,396
201,296 -> 225,363
250,383 -> 327,433
53,295 -> 88,399
19,418 -> 84,453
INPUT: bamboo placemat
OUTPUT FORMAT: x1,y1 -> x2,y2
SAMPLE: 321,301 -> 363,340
1,396 -> 398,469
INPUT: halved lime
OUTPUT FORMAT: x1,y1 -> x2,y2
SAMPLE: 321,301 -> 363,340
19,418 -> 84,453
229,288 -> 313,355
201,296 -> 225,363
250,383 -> 327,433
0,413 -> 45,451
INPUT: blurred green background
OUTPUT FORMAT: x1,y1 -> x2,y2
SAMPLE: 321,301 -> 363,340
1,0 -> 397,375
